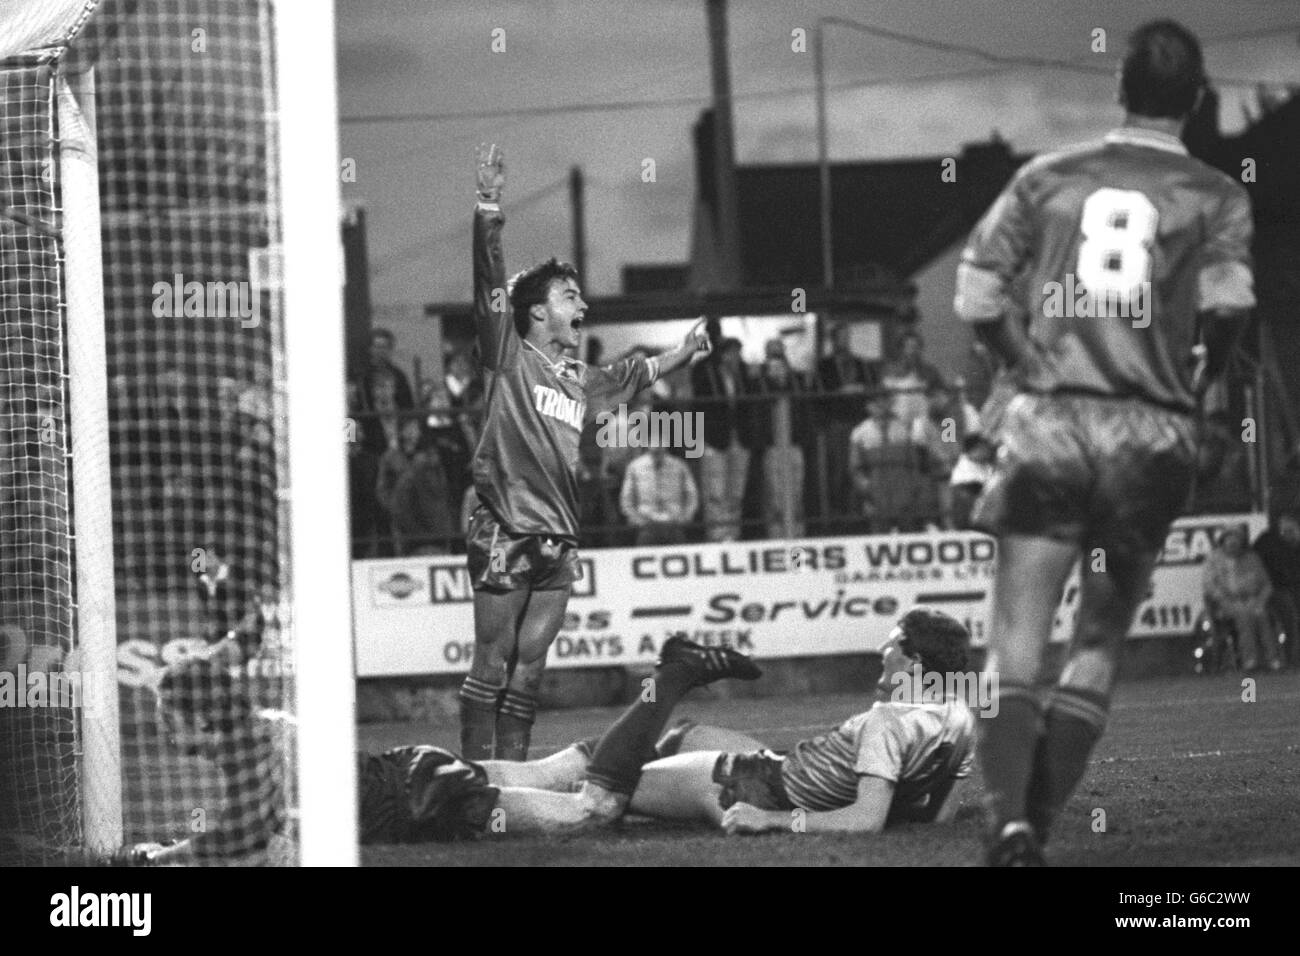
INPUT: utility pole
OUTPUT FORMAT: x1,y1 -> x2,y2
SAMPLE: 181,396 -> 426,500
814,20 -> 832,289
569,164 -> 587,281
706,0 -> 741,288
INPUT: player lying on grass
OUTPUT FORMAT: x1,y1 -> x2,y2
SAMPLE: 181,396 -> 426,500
460,143 -> 713,763
466,607 -> 975,837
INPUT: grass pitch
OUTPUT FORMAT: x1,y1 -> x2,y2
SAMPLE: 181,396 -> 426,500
359,671 -> 1300,867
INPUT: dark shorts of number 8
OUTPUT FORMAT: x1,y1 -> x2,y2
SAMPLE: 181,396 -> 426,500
973,392 -> 1198,559
466,504 -> 582,591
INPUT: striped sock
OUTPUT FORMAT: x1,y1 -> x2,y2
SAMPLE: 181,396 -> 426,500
458,675 -> 500,761
494,688 -> 537,761
1026,686 -> 1109,840
977,682 -> 1042,836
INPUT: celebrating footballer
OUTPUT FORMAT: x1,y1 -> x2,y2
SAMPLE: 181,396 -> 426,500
457,144 -> 713,761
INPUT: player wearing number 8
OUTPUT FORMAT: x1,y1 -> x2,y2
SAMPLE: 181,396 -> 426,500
952,20 -> 1254,865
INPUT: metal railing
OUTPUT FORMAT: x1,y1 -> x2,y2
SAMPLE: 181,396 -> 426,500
346,378 -> 1260,558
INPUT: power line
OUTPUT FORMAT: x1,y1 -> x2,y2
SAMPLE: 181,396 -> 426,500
815,16 -> 1297,88
339,22 -> 1300,127
340,65 -> 1018,127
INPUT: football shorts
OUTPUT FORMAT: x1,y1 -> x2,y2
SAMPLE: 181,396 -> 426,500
466,504 -> 581,592
358,745 -> 499,844
973,391 -> 1197,557
713,750 -> 795,812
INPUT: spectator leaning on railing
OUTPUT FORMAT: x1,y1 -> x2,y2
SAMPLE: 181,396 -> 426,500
691,337 -> 758,542
849,388 -> 927,534
619,440 -> 699,546
597,371 -> 653,545
354,371 -> 403,556
423,355 -> 479,533
389,421 -> 455,556
816,322 -> 877,531
361,327 -> 415,412
754,341 -> 810,539
910,385 -> 966,530
881,329 -> 945,430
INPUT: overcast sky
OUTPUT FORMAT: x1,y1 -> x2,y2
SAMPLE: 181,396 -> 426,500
336,0 -> 1299,310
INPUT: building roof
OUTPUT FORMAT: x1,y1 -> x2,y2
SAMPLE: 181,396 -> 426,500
730,138 -> 1029,288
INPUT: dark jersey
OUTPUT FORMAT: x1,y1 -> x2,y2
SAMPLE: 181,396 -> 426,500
955,127 -> 1254,413
472,203 -> 656,539
357,745 -> 498,844
187,713 -> 291,863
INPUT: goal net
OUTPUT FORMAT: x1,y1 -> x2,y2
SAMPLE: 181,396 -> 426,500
0,0 -> 354,866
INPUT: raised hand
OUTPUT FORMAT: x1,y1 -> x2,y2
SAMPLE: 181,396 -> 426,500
476,143 -> 506,203
685,319 -> 713,366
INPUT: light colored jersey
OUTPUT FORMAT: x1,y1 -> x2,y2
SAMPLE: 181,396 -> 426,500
955,127 -> 1254,413
471,202 -> 656,539
781,698 -> 975,814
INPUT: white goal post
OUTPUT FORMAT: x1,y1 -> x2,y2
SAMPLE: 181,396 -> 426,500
272,0 -> 358,867
59,64 -> 123,860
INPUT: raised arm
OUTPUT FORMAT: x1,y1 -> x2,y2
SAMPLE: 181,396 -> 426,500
655,319 -> 713,379
473,143 -> 517,373
583,322 -> 712,419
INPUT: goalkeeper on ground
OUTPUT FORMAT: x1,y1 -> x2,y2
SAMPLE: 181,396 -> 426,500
118,562 -> 499,864
121,626 -> 499,864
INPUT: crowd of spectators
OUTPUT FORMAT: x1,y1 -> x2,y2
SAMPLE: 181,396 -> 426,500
346,321 -> 1258,557
348,327 -> 478,558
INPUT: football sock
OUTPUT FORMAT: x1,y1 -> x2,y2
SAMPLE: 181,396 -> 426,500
1026,685 -> 1109,840
977,681 -> 1042,835
494,688 -> 537,761
575,721 -> 682,764
458,675 -> 500,760
585,660 -> 696,795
